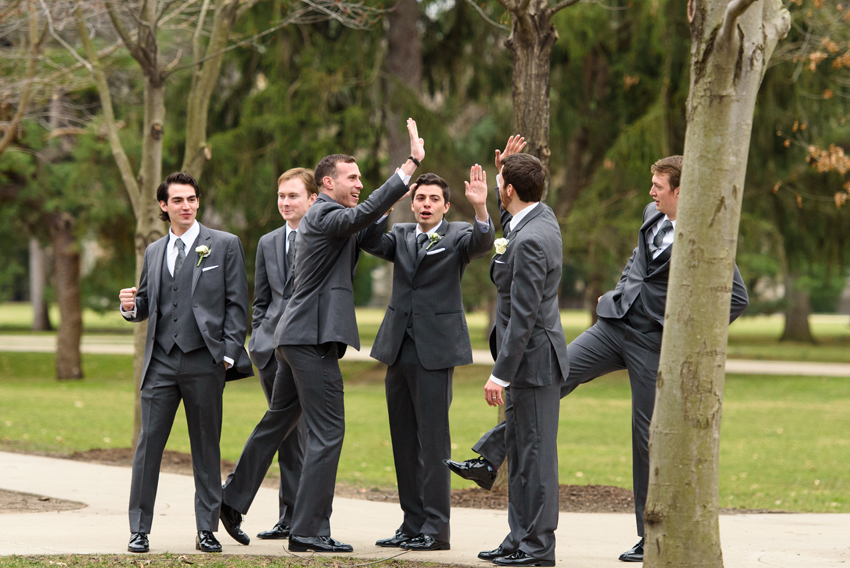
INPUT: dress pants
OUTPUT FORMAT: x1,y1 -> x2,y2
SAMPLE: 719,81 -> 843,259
223,343 -> 343,537
129,343 -> 226,533
500,382 -> 561,561
386,334 -> 452,541
474,317 -> 661,536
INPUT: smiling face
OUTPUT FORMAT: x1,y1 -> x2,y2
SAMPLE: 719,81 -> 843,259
159,183 -> 199,235
325,161 -> 363,208
411,184 -> 450,232
649,172 -> 680,220
278,177 -> 316,228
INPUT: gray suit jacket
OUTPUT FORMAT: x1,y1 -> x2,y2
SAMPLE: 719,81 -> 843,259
249,226 -> 294,369
596,202 -> 749,325
490,204 -> 569,388
363,217 -> 495,370
274,174 -> 409,351
123,223 -> 252,386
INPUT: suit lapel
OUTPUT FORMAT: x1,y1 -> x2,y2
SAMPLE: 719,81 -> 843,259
638,210 -> 664,272
507,203 -> 544,239
191,223 -> 212,295
406,226 -> 418,269
413,220 -> 445,276
149,236 -> 168,308
274,227 -> 287,284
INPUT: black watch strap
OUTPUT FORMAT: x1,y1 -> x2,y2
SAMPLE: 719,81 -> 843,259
407,155 -> 421,167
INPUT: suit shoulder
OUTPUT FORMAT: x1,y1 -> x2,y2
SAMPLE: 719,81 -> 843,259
259,227 -> 285,244
642,202 -> 658,222
393,222 -> 417,233
145,234 -> 169,254
207,227 -> 240,242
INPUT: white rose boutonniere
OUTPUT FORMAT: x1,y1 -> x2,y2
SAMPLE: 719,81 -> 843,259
195,245 -> 212,266
426,233 -> 442,250
494,238 -> 509,255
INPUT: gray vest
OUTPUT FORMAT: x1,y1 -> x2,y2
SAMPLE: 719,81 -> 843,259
155,243 -> 206,354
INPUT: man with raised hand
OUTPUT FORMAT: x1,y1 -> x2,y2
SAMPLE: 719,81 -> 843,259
363,169 -> 494,551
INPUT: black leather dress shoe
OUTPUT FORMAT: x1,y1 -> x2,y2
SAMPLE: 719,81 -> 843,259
289,535 -> 354,553
376,529 -> 414,548
257,523 -> 291,539
195,530 -> 222,553
478,545 -> 515,561
618,537 -> 644,562
219,502 -> 250,545
128,532 -> 149,553
400,534 -> 450,551
493,550 -> 555,567
443,457 -> 497,491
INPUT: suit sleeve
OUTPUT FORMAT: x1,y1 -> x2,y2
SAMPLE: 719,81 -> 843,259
729,264 -> 749,323
318,174 -> 409,239
456,218 -> 496,264
223,235 -> 250,362
613,247 -> 638,296
251,240 -> 270,332
491,238 -> 547,384
123,249 -> 151,322
360,220 -> 399,262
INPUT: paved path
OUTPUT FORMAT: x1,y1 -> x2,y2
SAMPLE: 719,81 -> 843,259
1,451 -> 848,566
1,334 -> 849,377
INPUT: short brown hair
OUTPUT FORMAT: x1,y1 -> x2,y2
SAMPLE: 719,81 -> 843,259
412,172 -> 451,203
156,172 -> 199,222
314,154 -> 356,188
650,156 -> 683,190
278,167 -> 319,196
501,154 -> 546,203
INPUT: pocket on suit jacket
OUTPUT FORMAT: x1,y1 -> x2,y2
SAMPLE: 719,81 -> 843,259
202,265 -> 219,272
425,248 -> 446,255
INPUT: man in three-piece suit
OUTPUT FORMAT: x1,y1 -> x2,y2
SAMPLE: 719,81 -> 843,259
479,151 -> 569,567
219,118 -> 426,553
363,170 -> 494,551
236,168 -> 317,542
118,172 -> 251,554
447,154 -> 750,563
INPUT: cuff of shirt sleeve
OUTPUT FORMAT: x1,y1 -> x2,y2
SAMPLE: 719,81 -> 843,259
476,217 -> 491,232
120,306 -> 136,319
223,356 -> 234,367
489,374 -> 510,388
377,214 -> 389,223
396,170 -> 412,185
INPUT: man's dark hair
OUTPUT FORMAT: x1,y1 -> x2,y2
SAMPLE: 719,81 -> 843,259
501,154 -> 546,203
412,172 -> 451,203
314,154 -> 357,188
157,172 -> 200,222
650,155 -> 683,190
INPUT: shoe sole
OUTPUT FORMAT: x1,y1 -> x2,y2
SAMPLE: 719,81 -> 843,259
195,545 -> 222,553
289,544 -> 353,553
376,542 -> 408,548
445,464 -> 495,491
127,548 -> 149,553
493,561 -> 554,567
257,534 -> 289,540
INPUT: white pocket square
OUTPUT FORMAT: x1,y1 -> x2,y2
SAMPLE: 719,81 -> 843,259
202,265 -> 219,272
494,259 -> 506,264
425,248 -> 446,255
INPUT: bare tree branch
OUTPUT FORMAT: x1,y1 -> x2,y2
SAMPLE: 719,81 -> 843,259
40,0 -> 93,72
106,1 -> 142,60
551,0 -> 582,15
721,0 -> 760,42
463,0 -> 510,31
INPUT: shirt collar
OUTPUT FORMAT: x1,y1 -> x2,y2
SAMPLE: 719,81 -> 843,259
168,221 -> 200,250
285,222 -> 298,236
415,221 -> 442,238
508,201 -> 539,232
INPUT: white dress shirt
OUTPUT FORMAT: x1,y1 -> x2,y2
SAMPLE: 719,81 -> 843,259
646,215 -> 676,259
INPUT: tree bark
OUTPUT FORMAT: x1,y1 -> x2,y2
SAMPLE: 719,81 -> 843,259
48,213 -> 82,381
781,272 -> 815,343
29,238 -> 52,331
644,2 -> 789,567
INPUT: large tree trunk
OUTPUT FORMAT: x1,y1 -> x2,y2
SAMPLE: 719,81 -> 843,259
29,238 -> 51,331
48,213 -> 83,381
644,2 -> 789,567
781,272 -> 815,343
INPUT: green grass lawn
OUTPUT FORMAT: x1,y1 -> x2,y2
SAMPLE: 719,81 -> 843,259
1,352 -> 848,513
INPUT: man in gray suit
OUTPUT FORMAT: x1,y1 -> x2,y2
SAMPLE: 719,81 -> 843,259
448,154 -> 750,563
481,152 -> 568,567
244,167 -> 317,541
219,118 -> 425,553
118,172 -> 251,554
363,169 -> 494,551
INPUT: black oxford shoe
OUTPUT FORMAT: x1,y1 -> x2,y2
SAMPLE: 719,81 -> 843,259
478,545 -> 515,561
376,529 -> 414,548
400,534 -> 450,551
289,535 -> 354,553
443,457 -> 497,491
257,523 -> 291,539
195,530 -> 222,553
127,532 -> 149,553
493,550 -> 555,567
618,537 -> 644,562
220,502 -> 250,545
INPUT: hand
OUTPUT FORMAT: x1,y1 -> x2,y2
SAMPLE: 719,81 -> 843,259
464,165 -> 488,219
224,361 -> 232,370
119,287 -> 137,311
598,296 -> 602,303
408,117 -> 425,163
495,135 -> 527,171
484,378 -> 504,407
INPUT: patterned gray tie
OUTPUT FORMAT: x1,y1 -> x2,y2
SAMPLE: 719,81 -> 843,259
174,238 -> 186,275
650,220 -> 673,256
287,230 -> 297,270
417,233 -> 428,251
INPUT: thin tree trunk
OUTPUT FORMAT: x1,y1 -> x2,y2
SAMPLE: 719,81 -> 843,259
49,213 -> 82,381
781,272 -> 815,343
644,2 -> 789,566
29,238 -> 52,331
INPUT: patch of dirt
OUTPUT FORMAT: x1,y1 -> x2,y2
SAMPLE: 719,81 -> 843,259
0,489 -> 86,514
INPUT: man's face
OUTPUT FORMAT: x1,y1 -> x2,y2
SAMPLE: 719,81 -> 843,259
160,183 -> 199,233
649,173 -> 679,219
326,161 -> 363,208
278,178 -> 316,224
411,184 -> 450,231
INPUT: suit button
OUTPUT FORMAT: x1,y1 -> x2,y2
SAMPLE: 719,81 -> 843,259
194,305 -> 198,308
407,323 -> 412,328
403,311 -> 409,316
173,318 -> 178,322
173,286 -> 178,291
173,302 -> 178,306
412,286 -> 418,290
173,332 -> 178,336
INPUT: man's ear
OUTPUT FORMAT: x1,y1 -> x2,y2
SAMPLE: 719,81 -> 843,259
673,186 -> 680,197
159,201 -> 168,212
308,194 -> 317,205
322,176 -> 334,192
443,202 -> 451,214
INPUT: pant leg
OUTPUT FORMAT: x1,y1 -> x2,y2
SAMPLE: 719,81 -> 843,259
284,343 -> 346,537
129,345 -> 182,533
222,348 -> 302,515
178,347 -> 227,531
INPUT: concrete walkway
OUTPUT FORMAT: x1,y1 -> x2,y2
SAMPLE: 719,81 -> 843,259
0,451 -> 848,566
1,334 -> 849,376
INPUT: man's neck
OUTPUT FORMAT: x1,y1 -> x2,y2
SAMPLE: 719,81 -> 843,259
286,220 -> 300,231
417,220 -> 440,234
506,200 -> 537,217
170,221 -> 196,238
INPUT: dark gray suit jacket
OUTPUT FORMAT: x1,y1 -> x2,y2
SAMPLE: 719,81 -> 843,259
490,204 -> 569,387
249,226 -> 294,369
596,202 -> 749,325
124,222 -> 252,386
274,174 -> 409,351
363,217 -> 495,370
